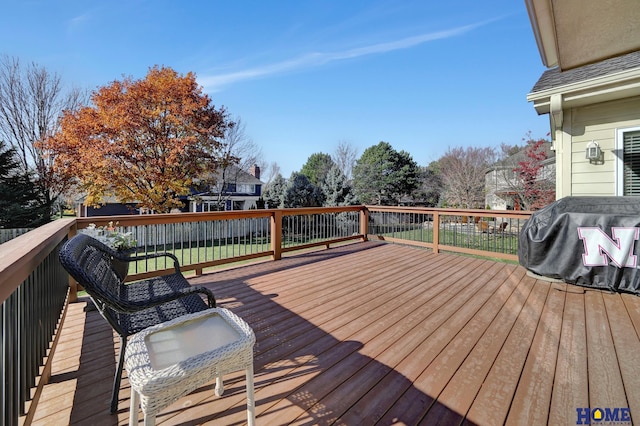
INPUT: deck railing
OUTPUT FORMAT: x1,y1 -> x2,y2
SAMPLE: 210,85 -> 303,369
0,228 -> 33,244
366,206 -> 532,261
1,205 -> 531,425
72,206 -> 366,284
0,219 -> 75,426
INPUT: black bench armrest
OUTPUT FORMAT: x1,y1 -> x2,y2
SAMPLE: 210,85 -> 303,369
107,282 -> 216,314
121,251 -> 184,273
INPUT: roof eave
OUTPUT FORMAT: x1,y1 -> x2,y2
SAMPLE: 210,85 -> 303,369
527,68 -> 640,115
525,0 -> 558,68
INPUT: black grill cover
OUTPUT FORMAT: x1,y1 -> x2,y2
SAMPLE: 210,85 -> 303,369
518,196 -> 640,294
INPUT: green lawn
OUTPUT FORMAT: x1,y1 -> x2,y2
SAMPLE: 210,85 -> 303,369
372,225 -> 520,256
125,233 -> 329,274
126,238 -> 271,274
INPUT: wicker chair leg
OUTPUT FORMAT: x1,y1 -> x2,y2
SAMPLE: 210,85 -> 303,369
129,388 -> 140,426
111,335 -> 127,414
215,376 -> 224,396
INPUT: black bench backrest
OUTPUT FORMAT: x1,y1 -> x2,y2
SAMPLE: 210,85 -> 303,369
59,233 -> 128,309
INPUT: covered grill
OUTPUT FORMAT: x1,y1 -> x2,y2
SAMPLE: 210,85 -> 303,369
519,196 -> 640,295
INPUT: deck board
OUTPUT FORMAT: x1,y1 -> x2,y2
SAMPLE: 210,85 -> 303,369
505,282 -> 565,425
461,278 -> 552,426
548,289 -> 589,425
374,262 -> 513,425
585,291 -> 628,411
26,241 -> 640,425
417,265 -> 523,419
604,293 -> 640,418
425,267 -> 531,425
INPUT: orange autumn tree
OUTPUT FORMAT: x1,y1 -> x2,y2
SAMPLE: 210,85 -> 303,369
43,66 -> 234,213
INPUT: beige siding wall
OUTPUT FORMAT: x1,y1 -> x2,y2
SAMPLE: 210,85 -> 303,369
559,96 -> 640,197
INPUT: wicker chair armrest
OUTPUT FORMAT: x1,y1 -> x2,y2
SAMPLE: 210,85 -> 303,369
124,251 -> 182,273
111,285 -> 216,314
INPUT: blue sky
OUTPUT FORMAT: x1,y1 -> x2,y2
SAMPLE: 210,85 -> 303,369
1,1 -> 550,178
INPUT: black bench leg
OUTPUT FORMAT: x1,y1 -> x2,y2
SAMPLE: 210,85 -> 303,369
110,336 -> 127,414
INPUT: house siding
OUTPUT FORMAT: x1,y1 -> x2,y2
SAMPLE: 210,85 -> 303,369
558,96 -> 640,197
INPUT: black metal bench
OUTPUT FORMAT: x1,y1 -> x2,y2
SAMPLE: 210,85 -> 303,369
59,233 -> 216,413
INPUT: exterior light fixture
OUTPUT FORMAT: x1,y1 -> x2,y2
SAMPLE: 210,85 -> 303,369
586,140 -> 603,164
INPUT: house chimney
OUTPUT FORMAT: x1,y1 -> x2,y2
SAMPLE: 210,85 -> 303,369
250,164 -> 260,180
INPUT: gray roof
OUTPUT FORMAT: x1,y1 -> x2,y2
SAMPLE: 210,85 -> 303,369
214,164 -> 263,185
530,50 -> 640,93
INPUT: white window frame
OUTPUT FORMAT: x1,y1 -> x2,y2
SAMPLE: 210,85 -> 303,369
236,183 -> 256,194
616,126 -> 640,196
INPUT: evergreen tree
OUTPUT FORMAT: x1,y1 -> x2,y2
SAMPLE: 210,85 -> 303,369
322,165 -> 359,234
255,196 -> 266,209
0,141 -> 49,228
300,152 -> 335,187
352,141 -> 419,205
322,165 -> 357,207
262,173 -> 287,208
284,172 -> 324,208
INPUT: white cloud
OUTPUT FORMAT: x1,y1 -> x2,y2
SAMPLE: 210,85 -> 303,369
199,21 -> 490,92
67,13 -> 90,33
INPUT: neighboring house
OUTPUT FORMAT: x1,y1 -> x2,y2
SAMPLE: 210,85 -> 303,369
525,0 -> 640,198
77,165 -> 263,217
189,164 -> 263,212
485,142 -> 555,210
76,194 -> 149,217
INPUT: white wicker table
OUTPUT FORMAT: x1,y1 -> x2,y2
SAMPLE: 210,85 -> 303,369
124,308 -> 256,426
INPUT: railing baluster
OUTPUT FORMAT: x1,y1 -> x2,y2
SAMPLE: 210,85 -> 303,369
1,222 -> 70,426
3,292 -> 19,425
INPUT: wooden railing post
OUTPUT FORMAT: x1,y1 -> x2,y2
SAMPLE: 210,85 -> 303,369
432,211 -> 440,254
360,207 -> 369,241
271,210 -> 282,260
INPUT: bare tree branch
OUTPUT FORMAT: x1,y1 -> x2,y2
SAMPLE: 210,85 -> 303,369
0,55 -> 88,212
439,146 -> 496,208
261,161 -> 280,185
333,139 -> 359,181
205,116 -> 266,208
223,117 -> 263,172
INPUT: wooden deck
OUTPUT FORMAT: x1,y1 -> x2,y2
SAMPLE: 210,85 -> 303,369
29,241 -> 640,425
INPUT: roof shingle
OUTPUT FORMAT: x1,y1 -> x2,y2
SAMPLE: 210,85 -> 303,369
530,50 -> 640,93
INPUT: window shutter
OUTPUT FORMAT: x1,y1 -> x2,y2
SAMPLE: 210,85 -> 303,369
623,131 -> 640,195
